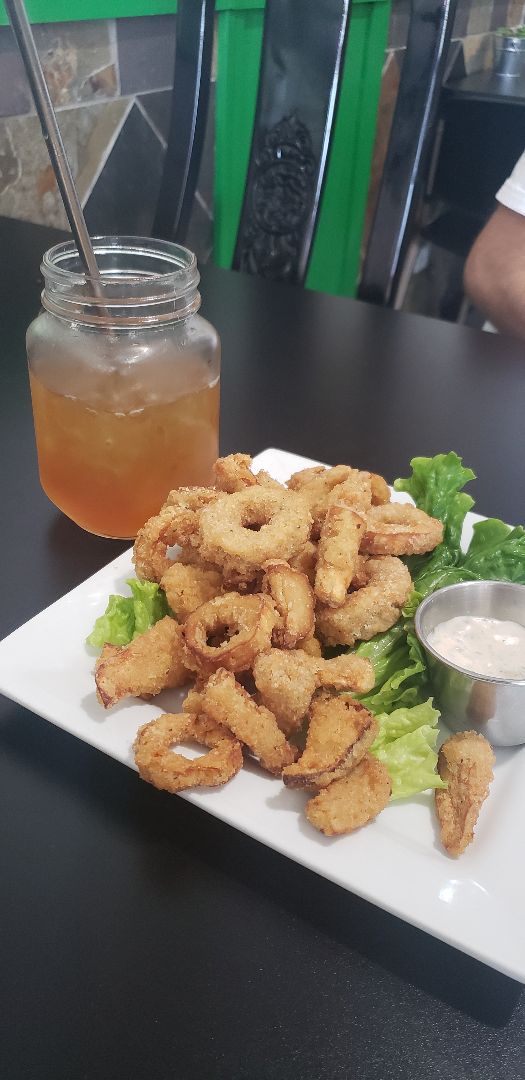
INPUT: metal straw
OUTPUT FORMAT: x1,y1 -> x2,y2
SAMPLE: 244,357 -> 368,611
5,0 -> 104,296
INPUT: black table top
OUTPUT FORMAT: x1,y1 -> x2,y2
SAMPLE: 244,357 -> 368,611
444,69 -> 525,106
1,217 -> 524,1080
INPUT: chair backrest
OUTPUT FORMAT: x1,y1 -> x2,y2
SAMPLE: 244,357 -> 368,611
358,0 -> 458,307
152,0 -> 215,243
231,0 -> 352,285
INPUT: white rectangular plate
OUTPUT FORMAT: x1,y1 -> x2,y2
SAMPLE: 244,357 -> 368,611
1,449 -> 524,982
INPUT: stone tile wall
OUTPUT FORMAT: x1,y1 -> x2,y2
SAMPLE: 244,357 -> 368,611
0,15 -> 213,263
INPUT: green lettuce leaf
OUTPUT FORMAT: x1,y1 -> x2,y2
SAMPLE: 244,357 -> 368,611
86,594 -> 135,648
128,579 -> 170,636
394,452 -> 475,590
87,578 -> 169,649
461,519 -> 525,583
370,700 -> 446,800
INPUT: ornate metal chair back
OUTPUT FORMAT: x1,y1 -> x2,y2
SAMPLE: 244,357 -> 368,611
232,0 -> 352,285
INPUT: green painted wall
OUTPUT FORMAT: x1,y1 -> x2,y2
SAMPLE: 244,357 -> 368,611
0,0 -> 268,24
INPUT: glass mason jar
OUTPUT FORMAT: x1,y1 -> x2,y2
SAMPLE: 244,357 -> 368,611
27,237 -> 220,539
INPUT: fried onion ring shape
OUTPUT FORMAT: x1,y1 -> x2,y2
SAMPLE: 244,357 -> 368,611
160,562 -> 223,623
95,617 -> 189,708
314,506 -> 365,608
183,592 -> 277,676
361,503 -> 443,556
282,693 -> 378,789
262,559 -> 315,648
133,487 -> 219,582
213,453 -> 282,494
133,712 -> 243,793
198,487 -> 312,579
305,754 -> 392,835
200,669 -> 297,774
316,556 -> 412,647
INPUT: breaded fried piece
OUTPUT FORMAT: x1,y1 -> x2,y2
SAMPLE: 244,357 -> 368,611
133,488 -> 219,582
370,472 -> 390,505
288,465 -> 372,536
361,504 -> 443,557
435,731 -> 495,857
306,754 -> 391,835
282,692 -> 378,789
315,506 -> 365,608
253,649 -> 319,735
316,556 -> 412,647
289,540 -> 318,585
317,653 -> 375,694
213,453 -> 282,493
297,631 -> 323,658
160,562 -> 223,622
262,559 -> 315,648
133,712 -> 243,793
253,649 -> 375,736
95,617 -> 189,707
326,472 -> 372,517
200,668 -> 297,775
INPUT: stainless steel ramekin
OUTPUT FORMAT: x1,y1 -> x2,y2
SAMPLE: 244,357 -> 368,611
415,580 -> 525,747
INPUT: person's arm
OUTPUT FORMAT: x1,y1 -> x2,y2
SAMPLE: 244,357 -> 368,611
464,205 -> 525,340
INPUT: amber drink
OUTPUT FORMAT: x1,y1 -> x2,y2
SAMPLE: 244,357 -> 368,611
27,237 -> 220,538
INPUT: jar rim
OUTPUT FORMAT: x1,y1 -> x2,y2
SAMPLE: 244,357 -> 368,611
42,235 -> 199,292
40,236 -> 201,326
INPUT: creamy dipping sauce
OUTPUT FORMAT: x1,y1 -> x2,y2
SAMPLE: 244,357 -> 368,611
428,615 -> 525,680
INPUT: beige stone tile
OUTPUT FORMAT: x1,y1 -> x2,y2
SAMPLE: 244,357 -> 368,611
0,99 -> 129,229
33,20 -> 118,108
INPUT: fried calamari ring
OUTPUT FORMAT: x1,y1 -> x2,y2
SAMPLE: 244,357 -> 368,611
316,556 -> 412,647
361,503 -> 443,556
133,487 -> 219,581
198,487 -> 312,579
305,754 -> 392,835
200,668 -> 297,774
213,453 -> 282,494
282,692 -> 378,789
160,562 -> 223,623
183,592 -> 277,676
133,506 -> 180,582
262,559 -> 314,648
95,617 -> 190,708
252,649 -> 374,736
314,506 -> 365,608
133,712 -> 243,793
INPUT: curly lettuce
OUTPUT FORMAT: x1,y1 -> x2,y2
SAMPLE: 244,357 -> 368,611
87,579 -> 169,649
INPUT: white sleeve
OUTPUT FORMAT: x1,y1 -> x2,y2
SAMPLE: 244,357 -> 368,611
496,151 -> 525,215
